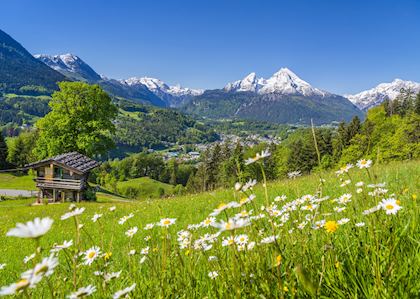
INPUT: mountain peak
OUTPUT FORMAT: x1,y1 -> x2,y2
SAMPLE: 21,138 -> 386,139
35,53 -> 101,82
346,79 -> 420,110
225,68 -> 327,96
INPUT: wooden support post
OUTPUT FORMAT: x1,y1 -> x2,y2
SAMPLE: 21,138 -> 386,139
53,189 -> 56,203
77,192 -> 80,203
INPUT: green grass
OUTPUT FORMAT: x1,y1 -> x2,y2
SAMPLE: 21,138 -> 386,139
0,160 -> 419,298
0,173 -> 36,190
116,176 -> 174,199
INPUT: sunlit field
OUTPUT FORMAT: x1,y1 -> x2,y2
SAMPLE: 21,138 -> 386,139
0,159 -> 419,298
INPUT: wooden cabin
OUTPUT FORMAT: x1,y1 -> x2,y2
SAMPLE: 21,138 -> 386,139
25,152 -> 99,203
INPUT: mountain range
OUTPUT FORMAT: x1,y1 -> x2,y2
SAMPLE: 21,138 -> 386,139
1,28 -> 419,124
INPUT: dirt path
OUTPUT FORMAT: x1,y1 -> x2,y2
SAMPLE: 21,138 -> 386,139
0,189 -> 37,197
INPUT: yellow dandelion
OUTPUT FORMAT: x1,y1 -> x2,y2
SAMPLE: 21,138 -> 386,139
412,194 -> 417,201
324,221 -> 338,233
104,252 -> 112,261
283,286 -> 289,292
335,261 -> 340,269
276,255 -> 282,266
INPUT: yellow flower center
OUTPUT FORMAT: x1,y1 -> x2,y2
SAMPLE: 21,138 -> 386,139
225,223 -> 232,230
35,265 -> 48,275
163,220 -> 171,225
16,279 -> 29,291
385,204 -> 394,210
88,251 -> 96,259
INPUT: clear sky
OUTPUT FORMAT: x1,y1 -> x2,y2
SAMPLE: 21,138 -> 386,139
1,0 -> 420,94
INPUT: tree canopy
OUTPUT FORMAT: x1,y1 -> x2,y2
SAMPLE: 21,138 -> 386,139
34,82 -> 118,159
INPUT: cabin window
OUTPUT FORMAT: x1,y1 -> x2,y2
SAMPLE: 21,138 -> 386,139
54,167 -> 63,178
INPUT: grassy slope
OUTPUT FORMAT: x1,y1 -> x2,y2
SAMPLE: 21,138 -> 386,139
0,173 -> 36,190
0,160 -> 418,297
116,176 -> 174,199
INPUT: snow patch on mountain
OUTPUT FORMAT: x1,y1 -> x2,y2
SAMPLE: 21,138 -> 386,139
224,68 -> 328,97
120,77 -> 203,107
34,53 -> 101,82
345,79 -> 420,110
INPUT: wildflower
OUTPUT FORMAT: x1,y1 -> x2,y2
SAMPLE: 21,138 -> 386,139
275,255 -> 282,266
118,213 -> 134,225
324,221 -> 338,233
83,246 -> 101,266
0,279 -> 30,296
113,283 -> 136,299
356,188 -> 363,194
208,256 -> 218,261
129,250 -> 136,256
247,241 -> 256,250
103,252 -> 112,261
357,159 -> 372,169
355,181 -> 364,187
23,254 -> 36,264
61,208 -> 85,220
274,195 -> 287,202
287,170 -> 301,179
159,218 -> 176,227
234,182 -> 242,191
22,254 -> 59,286
337,193 -> 352,204
340,179 -> 351,187
379,198 -> 402,215
333,206 -> 346,213
140,256 -> 147,264
140,247 -> 149,255
125,227 -> 138,238
201,217 -> 216,227
234,234 -> 249,246
368,188 -> 388,197
104,271 -> 122,283
239,194 -> 256,205
313,220 -> 326,230
51,240 -> 73,253
6,217 -> 53,239
144,235 -> 151,241
144,223 -> 154,230
222,236 -> 235,247
337,218 -> 350,225
0,264 -> 5,270
355,222 -> 365,227
260,235 -> 279,244
336,164 -> 353,176
242,179 -> 257,191
244,149 -> 271,165
67,285 -> 96,298
109,206 -> 116,212
208,271 -> 218,280
362,205 -> 381,215
91,214 -> 102,222
211,218 -> 250,231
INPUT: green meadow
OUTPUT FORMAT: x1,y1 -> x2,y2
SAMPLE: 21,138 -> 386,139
0,160 -> 419,298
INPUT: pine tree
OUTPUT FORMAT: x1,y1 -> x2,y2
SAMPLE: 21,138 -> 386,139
0,131 -> 8,169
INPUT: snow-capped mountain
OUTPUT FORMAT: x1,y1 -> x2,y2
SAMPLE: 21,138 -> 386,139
346,79 -> 420,110
224,68 -> 328,97
120,77 -> 203,107
34,53 -> 101,82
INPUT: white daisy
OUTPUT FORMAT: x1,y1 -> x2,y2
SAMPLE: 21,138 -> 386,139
104,271 -> 122,283
83,246 -> 101,266
6,217 -> 53,239
91,214 -> 102,222
208,271 -> 218,279
23,254 -> 36,264
125,227 -> 138,238
379,198 -> 402,215
21,254 -> 59,286
51,240 -> 73,253
355,222 -> 365,227
158,218 -> 176,227
201,217 -> 216,227
109,206 -> 116,212
0,279 -> 30,296
61,208 -> 85,220
0,264 -> 5,270
357,159 -> 372,169
113,283 -> 136,299
140,247 -> 149,255
234,234 -> 249,246
67,285 -> 96,298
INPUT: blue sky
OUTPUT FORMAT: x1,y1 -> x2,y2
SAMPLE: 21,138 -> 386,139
2,0 -> 420,94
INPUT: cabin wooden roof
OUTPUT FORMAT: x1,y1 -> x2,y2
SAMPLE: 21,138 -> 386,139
26,152 -> 100,174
